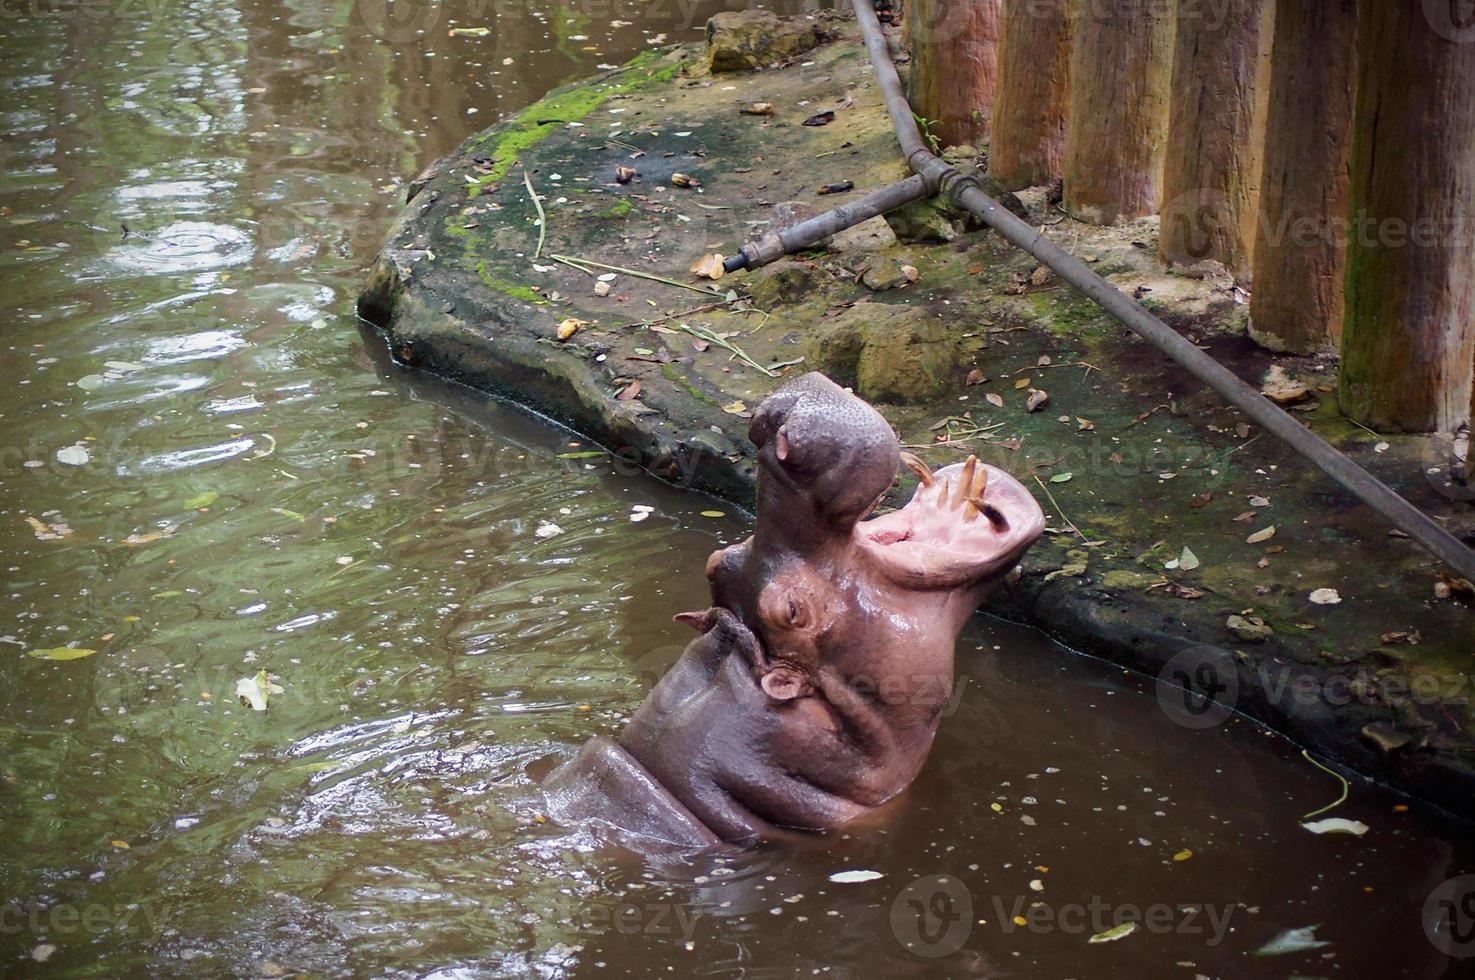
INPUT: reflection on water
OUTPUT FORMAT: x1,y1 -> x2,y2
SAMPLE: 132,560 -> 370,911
1,0 -> 1472,976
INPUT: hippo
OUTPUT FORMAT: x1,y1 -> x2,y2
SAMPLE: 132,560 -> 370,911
542,372 -> 1045,846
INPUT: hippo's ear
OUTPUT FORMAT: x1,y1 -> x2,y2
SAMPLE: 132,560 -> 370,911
673,610 -> 710,632
759,665 -> 809,701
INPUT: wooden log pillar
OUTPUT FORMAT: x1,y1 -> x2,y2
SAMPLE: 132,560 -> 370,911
990,0 -> 1072,189
1338,2 -> 1475,432
1158,0 -> 1274,280
1248,0 -> 1359,354
1061,0 -> 1176,223
905,0 -> 1003,149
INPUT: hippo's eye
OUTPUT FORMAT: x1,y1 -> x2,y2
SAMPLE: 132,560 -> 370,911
785,597 -> 810,630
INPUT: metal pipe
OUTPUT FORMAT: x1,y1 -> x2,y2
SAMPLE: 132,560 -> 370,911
846,0 -> 1475,582
726,172 -> 935,273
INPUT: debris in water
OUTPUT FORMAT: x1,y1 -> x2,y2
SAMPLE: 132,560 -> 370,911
828,870 -> 883,883
1300,817 -> 1369,836
1088,922 -> 1137,944
1254,924 -> 1331,956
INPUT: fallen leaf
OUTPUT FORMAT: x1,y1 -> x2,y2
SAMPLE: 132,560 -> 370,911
985,392 -> 1004,408
1246,526 -> 1276,545
111,839 -> 131,849
615,165 -> 638,184
1014,377 -> 1032,390
1076,417 -> 1095,431
184,491 -> 219,510
670,172 -> 701,188
828,869 -> 883,883
1380,630 -> 1421,645
1025,389 -> 1049,413
56,444 -> 91,466
556,317 -> 589,341
1189,492 -> 1214,509
689,253 -> 726,280
1249,495 -> 1271,507
739,102 -> 774,116
721,400 -> 748,415
900,264 -> 919,283
236,670 -> 282,711
616,380 -> 642,401
1232,511 -> 1256,523
802,110 -> 836,126
124,526 -> 176,546
1309,588 -> 1342,605
25,516 -> 72,540
1301,817 -> 1369,836
700,510 -> 726,518
1172,849 -> 1193,861
1088,922 -> 1137,944
535,522 -> 563,538
1050,472 -> 1073,484
28,647 -> 97,660
1177,547 -> 1201,571
965,368 -> 986,386
1255,924 -> 1331,957
556,451 -> 603,459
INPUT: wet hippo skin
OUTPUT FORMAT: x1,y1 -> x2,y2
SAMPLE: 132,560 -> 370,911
542,373 -> 1045,846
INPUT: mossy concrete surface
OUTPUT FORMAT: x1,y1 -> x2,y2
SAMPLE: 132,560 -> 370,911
359,24 -> 1475,817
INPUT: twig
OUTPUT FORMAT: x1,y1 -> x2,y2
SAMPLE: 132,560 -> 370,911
546,253 -> 726,297
622,301 -> 730,329
1012,361 -> 1101,376
523,169 -> 547,260
675,322 -> 780,377
1300,749 -> 1350,820
1121,403 -> 1172,430
1217,433 -> 1263,461
1033,474 -> 1088,541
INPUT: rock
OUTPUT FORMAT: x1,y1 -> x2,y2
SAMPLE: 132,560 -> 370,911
860,257 -> 915,291
748,260 -> 819,308
768,200 -> 820,232
808,305 -> 961,404
883,199 -> 962,244
831,215 -> 898,254
1360,722 -> 1414,756
1226,614 -> 1274,644
706,11 -> 833,73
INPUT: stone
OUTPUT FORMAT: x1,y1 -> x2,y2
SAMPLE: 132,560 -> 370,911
806,305 -> 961,404
830,215 -> 898,255
1226,614 -> 1274,643
706,11 -> 833,73
748,260 -> 819,308
860,257 -> 915,291
1360,722 -> 1415,756
768,200 -> 820,232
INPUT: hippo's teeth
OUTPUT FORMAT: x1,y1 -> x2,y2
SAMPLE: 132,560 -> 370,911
899,451 -> 934,488
971,463 -> 988,502
963,499 -> 981,523
954,456 -> 978,509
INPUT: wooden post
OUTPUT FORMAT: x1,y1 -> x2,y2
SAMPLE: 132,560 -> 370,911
1061,0 -> 1176,223
1158,0 -> 1274,280
905,0 -> 1003,149
990,0 -> 1071,189
1339,2 -> 1475,432
1248,0 -> 1358,354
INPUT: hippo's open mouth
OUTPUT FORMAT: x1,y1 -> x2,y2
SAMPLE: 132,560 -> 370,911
856,454 -> 1047,590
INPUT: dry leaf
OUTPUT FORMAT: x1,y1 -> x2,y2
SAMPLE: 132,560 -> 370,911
1025,389 -> 1049,413
616,380 -> 641,401
1076,417 -> 1095,431
721,400 -> 748,415
1190,492 -> 1214,509
615,165 -> 638,184
1381,630 -> 1421,645
671,172 -> 701,188
740,102 -> 774,116
556,317 -> 589,341
689,253 -> 726,280
1309,588 -> 1342,605
1246,526 -> 1276,545
1013,377 -> 1032,390
900,264 -> 919,283
965,368 -> 986,386
985,392 -> 1004,408
1232,511 -> 1256,523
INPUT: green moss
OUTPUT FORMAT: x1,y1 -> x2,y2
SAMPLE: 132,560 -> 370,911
476,261 -> 545,304
588,198 -> 634,219
471,51 -> 685,190
661,362 -> 718,406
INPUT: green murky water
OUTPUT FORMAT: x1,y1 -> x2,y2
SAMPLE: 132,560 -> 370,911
3,2 -> 1474,976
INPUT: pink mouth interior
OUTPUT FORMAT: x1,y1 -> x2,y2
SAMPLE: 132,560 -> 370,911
856,462 -> 1042,588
